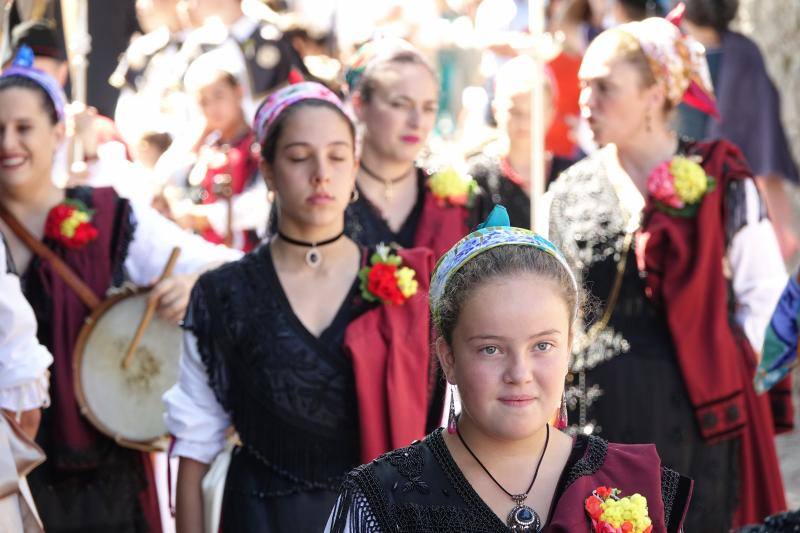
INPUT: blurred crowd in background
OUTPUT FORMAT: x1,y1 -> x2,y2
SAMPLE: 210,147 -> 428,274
4,0 -> 798,262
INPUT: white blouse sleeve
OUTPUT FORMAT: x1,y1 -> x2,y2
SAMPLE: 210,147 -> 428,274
124,200 -> 243,286
0,238 -> 53,412
728,180 -> 787,353
163,330 -> 231,464
202,179 -> 270,236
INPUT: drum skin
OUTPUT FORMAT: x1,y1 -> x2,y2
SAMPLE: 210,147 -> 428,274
73,288 -> 182,451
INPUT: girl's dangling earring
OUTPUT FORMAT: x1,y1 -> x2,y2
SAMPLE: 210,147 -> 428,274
447,385 -> 458,434
555,390 -> 569,430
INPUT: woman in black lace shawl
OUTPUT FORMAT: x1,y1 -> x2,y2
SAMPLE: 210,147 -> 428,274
344,39 -> 487,258
165,82 -> 437,532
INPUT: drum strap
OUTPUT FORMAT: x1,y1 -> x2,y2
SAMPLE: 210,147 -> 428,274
0,202 -> 101,310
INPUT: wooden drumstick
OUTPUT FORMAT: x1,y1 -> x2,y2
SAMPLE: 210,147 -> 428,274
122,247 -> 181,369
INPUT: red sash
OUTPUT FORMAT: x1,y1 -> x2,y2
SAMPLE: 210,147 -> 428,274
413,189 -> 472,259
636,140 -> 789,524
343,247 -> 435,463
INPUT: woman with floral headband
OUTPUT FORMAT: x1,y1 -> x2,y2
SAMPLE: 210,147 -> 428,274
0,47 -> 240,531
164,82 -> 437,532
544,7 -> 791,530
343,39 -> 489,259
327,206 -> 693,533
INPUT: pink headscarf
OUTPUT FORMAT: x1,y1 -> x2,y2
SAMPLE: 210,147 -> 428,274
253,82 -> 354,145
617,3 -> 719,117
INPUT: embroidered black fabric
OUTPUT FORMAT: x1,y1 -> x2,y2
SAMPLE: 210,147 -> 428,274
737,509 -> 800,532
344,168 -> 428,249
548,141 -> 743,532
186,245 -> 371,499
330,430 -> 626,533
660,466 -> 694,533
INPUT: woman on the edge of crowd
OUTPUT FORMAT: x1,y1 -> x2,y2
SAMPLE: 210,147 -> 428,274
0,46 -> 241,533
326,205 -> 693,533
0,232 -> 52,442
164,81 -> 439,532
543,7 -> 791,531
343,38 -> 489,259
468,54 -> 577,229
0,231 -> 51,530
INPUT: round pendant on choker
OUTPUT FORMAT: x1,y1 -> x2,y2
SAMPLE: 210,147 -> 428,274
507,499 -> 542,532
305,247 -> 322,268
277,230 -> 344,269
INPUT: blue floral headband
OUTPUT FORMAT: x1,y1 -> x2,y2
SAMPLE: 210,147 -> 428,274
1,45 -> 66,121
429,205 -> 578,319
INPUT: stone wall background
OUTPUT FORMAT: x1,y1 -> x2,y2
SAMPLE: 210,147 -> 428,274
734,0 -> 800,169
734,0 -> 800,510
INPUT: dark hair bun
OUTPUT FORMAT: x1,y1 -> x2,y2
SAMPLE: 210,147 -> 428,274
684,0 -> 739,32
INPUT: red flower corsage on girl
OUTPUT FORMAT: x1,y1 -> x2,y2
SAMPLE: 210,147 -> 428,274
44,199 -> 99,250
358,244 -> 419,305
585,486 -> 653,533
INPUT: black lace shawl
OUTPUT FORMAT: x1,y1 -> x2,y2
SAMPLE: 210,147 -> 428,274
330,429 -> 691,533
344,169 -> 428,249
185,244 -> 372,494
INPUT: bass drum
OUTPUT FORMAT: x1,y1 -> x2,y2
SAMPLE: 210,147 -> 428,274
73,287 -> 182,452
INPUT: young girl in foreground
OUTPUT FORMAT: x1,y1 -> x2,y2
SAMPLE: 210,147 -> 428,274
327,206 -> 692,532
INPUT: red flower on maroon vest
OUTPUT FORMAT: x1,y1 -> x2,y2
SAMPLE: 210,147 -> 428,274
44,199 -> 99,250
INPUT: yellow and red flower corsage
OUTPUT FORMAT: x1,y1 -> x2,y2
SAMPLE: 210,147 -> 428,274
427,166 -> 479,208
44,199 -> 99,250
359,244 -> 419,305
585,486 -> 653,533
647,155 -> 715,217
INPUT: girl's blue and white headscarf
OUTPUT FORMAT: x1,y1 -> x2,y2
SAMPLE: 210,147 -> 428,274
430,205 -> 578,321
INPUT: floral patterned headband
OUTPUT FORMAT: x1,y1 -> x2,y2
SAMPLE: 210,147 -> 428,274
1,45 -> 66,121
253,81 -> 354,145
617,3 -> 718,117
343,37 -> 415,94
429,206 -> 578,321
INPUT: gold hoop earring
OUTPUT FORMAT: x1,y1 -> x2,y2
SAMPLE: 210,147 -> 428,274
350,188 -> 360,203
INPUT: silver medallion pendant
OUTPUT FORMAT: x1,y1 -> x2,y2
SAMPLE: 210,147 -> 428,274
305,247 -> 322,268
506,498 -> 541,532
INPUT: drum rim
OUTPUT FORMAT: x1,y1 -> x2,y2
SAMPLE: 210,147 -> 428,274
72,285 -> 172,453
